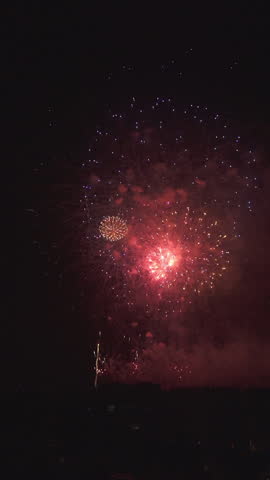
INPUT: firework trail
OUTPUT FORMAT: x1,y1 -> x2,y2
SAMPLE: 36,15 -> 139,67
94,331 -> 101,389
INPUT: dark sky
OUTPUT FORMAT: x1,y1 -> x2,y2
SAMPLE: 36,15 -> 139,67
6,5 -> 270,391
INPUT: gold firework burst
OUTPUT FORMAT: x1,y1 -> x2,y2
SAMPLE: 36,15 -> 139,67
99,216 -> 128,241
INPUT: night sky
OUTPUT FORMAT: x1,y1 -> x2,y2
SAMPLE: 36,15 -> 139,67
7,5 -> 270,392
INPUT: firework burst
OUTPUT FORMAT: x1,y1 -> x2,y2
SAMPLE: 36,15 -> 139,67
146,246 -> 179,281
81,97 -> 260,386
99,216 -> 128,241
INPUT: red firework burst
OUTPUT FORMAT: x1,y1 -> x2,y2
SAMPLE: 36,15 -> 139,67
146,246 -> 181,281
